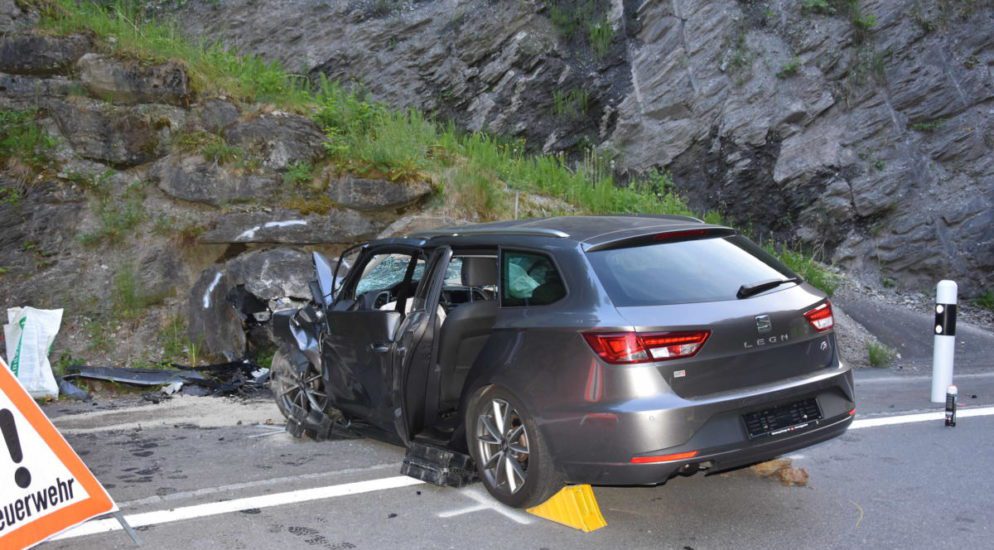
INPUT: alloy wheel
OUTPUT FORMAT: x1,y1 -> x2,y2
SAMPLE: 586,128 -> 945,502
475,398 -> 530,494
272,351 -> 328,419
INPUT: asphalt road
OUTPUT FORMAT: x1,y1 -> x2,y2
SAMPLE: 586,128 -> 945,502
36,369 -> 994,550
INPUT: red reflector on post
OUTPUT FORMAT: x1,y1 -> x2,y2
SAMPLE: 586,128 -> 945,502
583,331 -> 710,364
630,450 -> 699,464
804,301 -> 834,332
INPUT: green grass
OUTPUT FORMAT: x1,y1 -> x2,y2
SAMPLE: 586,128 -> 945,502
910,119 -> 944,133
173,130 -> 245,164
976,291 -> 994,312
37,0 -> 313,108
79,181 -> 146,247
776,58 -> 801,79
867,341 -> 896,368
113,263 -> 169,319
801,0 -> 835,15
552,88 -> 591,119
283,161 -> 315,186
0,109 -> 57,170
766,244 -> 840,296
547,0 -> 613,58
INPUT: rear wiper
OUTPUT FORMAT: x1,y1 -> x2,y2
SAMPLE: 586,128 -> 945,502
737,277 -> 802,299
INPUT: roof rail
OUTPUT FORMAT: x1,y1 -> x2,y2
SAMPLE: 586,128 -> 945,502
417,227 -> 570,239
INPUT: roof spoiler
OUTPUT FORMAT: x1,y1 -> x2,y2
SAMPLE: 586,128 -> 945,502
585,226 -> 735,252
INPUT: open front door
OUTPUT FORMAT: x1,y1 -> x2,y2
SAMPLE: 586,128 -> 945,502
392,246 -> 452,445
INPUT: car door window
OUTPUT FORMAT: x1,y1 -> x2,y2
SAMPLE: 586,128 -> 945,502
501,251 -> 566,306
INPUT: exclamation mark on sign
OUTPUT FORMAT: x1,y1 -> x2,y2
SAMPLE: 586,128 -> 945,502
0,408 -> 31,489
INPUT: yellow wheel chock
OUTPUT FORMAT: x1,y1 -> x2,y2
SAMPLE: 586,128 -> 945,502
526,484 -> 607,532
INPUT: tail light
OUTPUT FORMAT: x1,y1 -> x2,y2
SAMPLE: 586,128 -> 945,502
804,301 -> 834,332
583,330 -> 711,364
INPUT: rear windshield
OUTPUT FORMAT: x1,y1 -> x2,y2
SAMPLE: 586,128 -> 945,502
587,236 -> 796,306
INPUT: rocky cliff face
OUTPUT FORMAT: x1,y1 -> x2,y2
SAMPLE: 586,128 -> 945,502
163,0 -> 994,296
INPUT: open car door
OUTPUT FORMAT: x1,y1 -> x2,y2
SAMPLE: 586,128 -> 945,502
392,245 -> 451,445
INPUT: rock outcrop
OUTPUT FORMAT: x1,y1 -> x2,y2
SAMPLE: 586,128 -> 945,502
159,0 -> 994,295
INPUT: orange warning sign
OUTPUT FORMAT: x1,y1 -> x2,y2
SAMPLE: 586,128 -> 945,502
0,357 -> 116,549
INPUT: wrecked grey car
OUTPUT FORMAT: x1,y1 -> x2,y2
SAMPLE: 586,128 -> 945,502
270,216 -> 855,508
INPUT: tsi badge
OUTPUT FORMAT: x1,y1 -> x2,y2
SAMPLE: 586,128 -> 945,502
744,314 -> 789,349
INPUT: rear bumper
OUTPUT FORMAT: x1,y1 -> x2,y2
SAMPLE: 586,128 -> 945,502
545,366 -> 854,486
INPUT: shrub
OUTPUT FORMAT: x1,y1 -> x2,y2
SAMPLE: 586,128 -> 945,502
113,263 -> 168,319
867,342 -> 896,368
976,291 -> 994,312
776,58 -> 801,79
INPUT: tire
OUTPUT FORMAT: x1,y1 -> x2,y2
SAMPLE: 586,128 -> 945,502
466,386 -> 563,508
269,347 -> 333,438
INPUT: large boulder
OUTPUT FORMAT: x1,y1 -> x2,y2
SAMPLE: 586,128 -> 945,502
48,97 -> 185,167
224,113 -> 326,170
199,208 -> 381,244
328,176 -> 434,211
188,248 -> 314,360
149,154 -> 279,206
76,53 -> 192,106
0,33 -> 91,75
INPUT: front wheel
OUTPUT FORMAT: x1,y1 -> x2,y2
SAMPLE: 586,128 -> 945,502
466,386 -> 563,508
270,347 -> 334,438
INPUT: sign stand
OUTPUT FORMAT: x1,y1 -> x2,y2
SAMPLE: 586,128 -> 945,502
113,511 -> 141,546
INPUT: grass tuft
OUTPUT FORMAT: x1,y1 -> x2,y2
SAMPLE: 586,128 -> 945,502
867,341 -> 896,368
976,291 -> 994,312
0,109 -> 57,170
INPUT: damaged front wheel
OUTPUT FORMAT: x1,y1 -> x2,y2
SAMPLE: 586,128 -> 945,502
271,347 -> 335,439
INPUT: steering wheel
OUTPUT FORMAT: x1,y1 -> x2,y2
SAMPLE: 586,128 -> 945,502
373,290 -> 393,310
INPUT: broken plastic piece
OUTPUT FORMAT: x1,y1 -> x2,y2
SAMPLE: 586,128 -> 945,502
526,484 -> 607,532
400,442 -> 478,488
57,377 -> 90,401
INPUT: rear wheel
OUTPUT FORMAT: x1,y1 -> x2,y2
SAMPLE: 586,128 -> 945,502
466,386 -> 563,508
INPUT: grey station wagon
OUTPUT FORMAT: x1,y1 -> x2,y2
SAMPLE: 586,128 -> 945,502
271,215 -> 855,508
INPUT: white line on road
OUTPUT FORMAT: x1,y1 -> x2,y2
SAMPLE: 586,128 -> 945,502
52,475 -> 425,541
851,405 -> 994,429
437,487 -> 534,525
856,371 -> 994,384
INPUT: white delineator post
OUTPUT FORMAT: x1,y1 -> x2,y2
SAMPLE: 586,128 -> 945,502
931,280 -> 958,403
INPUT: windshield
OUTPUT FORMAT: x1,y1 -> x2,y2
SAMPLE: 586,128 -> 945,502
587,235 -> 796,306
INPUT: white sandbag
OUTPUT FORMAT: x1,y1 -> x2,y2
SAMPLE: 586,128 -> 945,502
3,307 -> 63,399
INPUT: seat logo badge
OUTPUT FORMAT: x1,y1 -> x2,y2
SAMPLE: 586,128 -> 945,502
756,315 -> 772,334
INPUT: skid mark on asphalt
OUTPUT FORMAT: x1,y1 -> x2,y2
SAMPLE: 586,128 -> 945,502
437,486 -> 534,524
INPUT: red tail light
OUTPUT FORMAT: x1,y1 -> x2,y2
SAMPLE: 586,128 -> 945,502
583,330 -> 711,364
631,450 -> 699,464
804,301 -> 834,332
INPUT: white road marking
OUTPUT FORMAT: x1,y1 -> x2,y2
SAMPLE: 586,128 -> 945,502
437,487 -> 534,525
52,475 -> 425,541
851,405 -> 994,429
857,371 -> 994,384
116,462 -> 399,509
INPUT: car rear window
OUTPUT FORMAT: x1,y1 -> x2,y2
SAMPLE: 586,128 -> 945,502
586,236 -> 796,306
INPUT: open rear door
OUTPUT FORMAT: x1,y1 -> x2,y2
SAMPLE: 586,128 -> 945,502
392,246 -> 451,445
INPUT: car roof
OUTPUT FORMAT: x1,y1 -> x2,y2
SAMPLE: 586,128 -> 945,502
407,215 -> 723,246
